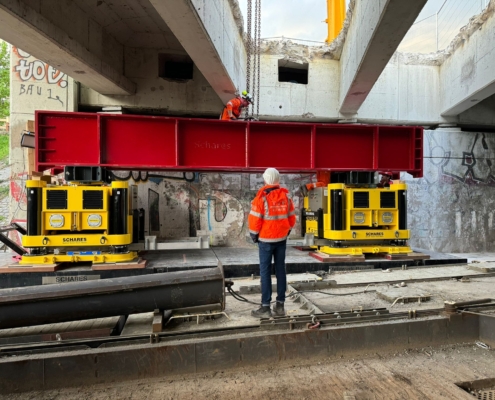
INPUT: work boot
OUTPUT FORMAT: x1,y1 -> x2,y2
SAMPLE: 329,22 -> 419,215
251,305 -> 272,318
272,302 -> 285,316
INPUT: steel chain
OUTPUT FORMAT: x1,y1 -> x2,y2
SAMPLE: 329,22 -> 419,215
245,0 -> 252,119
256,0 -> 261,118
245,0 -> 261,119
251,0 -> 259,119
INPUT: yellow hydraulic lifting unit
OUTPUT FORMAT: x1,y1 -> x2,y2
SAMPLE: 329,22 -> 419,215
302,172 -> 411,256
21,170 -> 137,265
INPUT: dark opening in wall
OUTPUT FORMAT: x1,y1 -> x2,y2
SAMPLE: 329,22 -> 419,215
278,60 -> 308,84
159,54 -> 194,81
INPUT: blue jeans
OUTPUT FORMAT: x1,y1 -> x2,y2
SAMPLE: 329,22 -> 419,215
258,240 -> 287,306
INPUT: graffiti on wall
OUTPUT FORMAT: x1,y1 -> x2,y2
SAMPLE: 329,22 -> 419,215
107,170 -> 306,246
109,170 -> 195,184
424,131 -> 495,186
12,47 -> 67,107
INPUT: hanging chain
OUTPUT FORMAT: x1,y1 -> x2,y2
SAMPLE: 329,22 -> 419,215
256,0 -> 261,118
251,0 -> 259,119
244,0 -> 261,119
245,0 -> 252,119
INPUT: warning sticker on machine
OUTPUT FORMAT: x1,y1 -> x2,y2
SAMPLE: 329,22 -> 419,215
42,275 -> 101,285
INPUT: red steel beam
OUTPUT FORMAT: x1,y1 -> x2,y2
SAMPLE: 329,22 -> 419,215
35,111 -> 423,177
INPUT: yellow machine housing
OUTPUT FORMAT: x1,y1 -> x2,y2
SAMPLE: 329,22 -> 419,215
21,180 -> 137,264
302,181 -> 411,256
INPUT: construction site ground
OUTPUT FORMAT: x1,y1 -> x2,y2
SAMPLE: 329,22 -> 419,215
4,344 -> 492,400
1,251 -> 495,399
0,246 -> 466,289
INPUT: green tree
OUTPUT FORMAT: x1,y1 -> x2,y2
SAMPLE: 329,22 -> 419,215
0,41 -> 10,119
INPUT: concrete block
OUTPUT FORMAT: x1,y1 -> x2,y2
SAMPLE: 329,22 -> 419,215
376,288 -> 431,304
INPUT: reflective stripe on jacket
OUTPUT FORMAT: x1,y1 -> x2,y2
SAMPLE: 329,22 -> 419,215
221,97 -> 243,120
248,184 -> 296,242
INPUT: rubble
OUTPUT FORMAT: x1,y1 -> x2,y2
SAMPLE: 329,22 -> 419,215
227,0 -> 244,36
399,0 -> 495,66
255,0 -> 495,68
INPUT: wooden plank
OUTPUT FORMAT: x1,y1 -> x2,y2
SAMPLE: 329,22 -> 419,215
385,252 -> 431,261
152,309 -> 163,333
0,263 -> 64,273
92,258 -> 147,271
309,252 -> 365,263
293,246 -> 314,251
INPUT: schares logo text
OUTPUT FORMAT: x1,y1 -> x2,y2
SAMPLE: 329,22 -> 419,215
56,276 -> 88,283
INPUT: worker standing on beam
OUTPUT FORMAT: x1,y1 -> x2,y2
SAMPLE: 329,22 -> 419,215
248,168 -> 296,318
220,91 -> 252,120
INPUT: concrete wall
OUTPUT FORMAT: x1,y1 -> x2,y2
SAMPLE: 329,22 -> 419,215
79,47 -> 223,116
406,128 -> 495,253
259,55 -> 340,121
111,170 -> 308,247
9,47 -> 76,231
257,52 -> 441,124
358,55 -> 440,125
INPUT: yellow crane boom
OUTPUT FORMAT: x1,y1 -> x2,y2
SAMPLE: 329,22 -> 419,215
325,0 -> 345,43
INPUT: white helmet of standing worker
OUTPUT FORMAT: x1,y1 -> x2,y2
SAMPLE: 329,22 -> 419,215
263,168 -> 280,185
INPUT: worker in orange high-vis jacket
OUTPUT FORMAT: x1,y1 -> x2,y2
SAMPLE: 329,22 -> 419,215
248,168 -> 296,318
220,92 -> 252,120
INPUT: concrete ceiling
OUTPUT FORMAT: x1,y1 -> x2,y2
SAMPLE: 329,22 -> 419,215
72,0 -> 185,50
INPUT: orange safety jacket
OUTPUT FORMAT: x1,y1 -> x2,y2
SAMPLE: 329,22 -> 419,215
221,97 -> 243,120
248,185 -> 296,242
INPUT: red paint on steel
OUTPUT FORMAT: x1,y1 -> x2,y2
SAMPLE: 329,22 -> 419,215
35,111 -> 423,177
315,125 -> 376,170
101,117 -> 177,167
37,113 -> 99,165
249,123 -> 313,169
178,119 -> 247,168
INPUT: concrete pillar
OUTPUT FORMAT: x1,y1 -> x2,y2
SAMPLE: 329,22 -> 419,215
9,47 -> 76,234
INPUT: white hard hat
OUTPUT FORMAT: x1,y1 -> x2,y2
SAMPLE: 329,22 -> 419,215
263,168 -> 280,185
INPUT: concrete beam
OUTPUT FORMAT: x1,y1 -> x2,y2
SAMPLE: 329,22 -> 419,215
149,0 -> 241,103
440,6 -> 495,117
339,0 -> 427,116
0,0 -> 136,95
